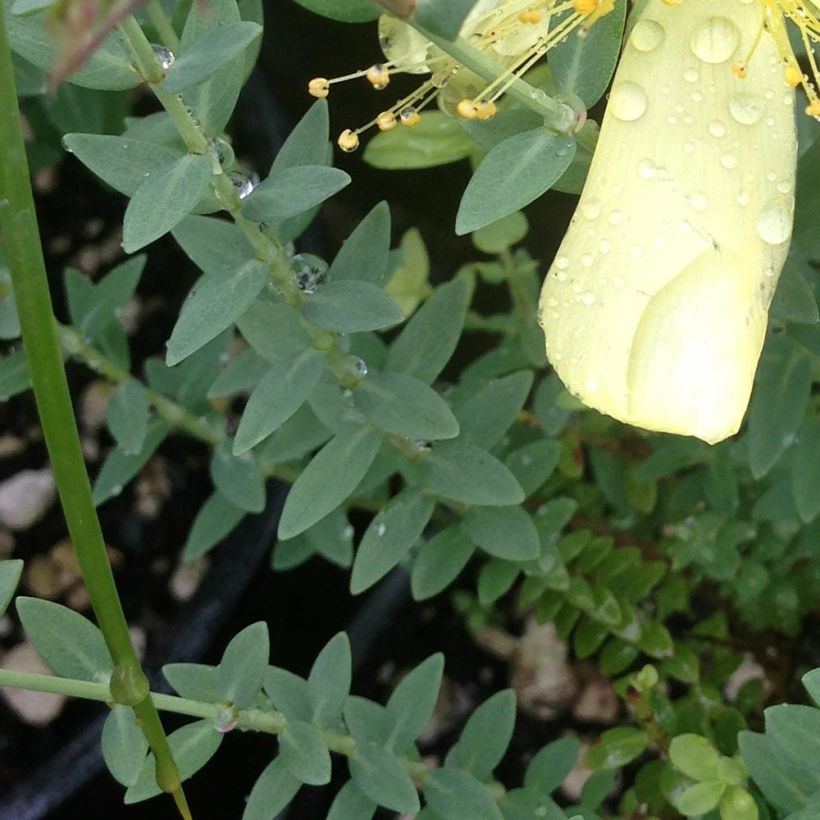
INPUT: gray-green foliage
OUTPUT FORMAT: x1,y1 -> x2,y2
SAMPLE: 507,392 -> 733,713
3,0 -> 820,817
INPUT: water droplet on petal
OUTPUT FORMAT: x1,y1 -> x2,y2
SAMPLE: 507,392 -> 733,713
580,198 -> 601,220
708,120 -> 726,138
689,17 -> 740,65
729,93 -> 764,125
637,158 -> 657,179
555,255 -> 570,270
609,82 -> 648,121
756,201 -> 792,245
720,152 -> 738,170
630,19 -> 664,53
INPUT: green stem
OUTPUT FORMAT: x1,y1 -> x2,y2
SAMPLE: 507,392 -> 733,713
0,9 -> 187,818
147,0 -> 180,52
0,668 -> 430,782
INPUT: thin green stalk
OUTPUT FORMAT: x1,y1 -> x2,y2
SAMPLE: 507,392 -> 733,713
0,8 -> 188,818
147,0 -> 180,52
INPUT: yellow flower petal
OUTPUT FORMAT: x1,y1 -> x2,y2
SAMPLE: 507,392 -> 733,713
539,0 -> 797,444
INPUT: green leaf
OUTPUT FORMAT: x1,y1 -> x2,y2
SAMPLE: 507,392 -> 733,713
290,0 -> 379,22
364,112 -> 474,170
0,560 -> 23,617
586,727 -> 648,770
478,560 -> 518,604
210,440 -> 266,513
102,706 -> 148,787
172,214 -> 256,276
413,0 -> 481,40
106,379 -> 149,455
421,442 -> 524,506
791,418 -> 820,523
456,130 -> 576,234
739,731 -> 818,814
242,166 -> 350,222
93,420 -> 170,505
550,0 -> 626,107
386,654 -> 444,751
0,349 -> 30,399
720,786 -> 760,820
183,491 -> 245,561
463,505 -> 539,560
122,154 -> 213,252
767,705 -> 820,769
273,100 -> 330,171
208,349 -> 270,398
242,757 -> 301,820
16,597 -> 112,680
163,22 -> 262,93
354,371 -> 459,440
677,781 -> 725,815
446,690 -> 516,779
301,281 -> 403,333
125,720 -> 222,803
386,278 -> 470,384
238,301 -> 311,361
525,737 -> 581,793
350,743 -> 420,813
264,667 -> 313,722
63,134 -> 185,197
472,212 -> 529,254
533,374 -> 572,436
330,201 -> 391,284
669,734 -> 721,782
771,256 -> 820,324
411,525 -> 475,600
456,370 -> 533,449
166,259 -> 269,365
280,720 -> 332,785
233,349 -> 326,455
278,424 -> 384,539
804,669 -> 820,707
327,781 -> 378,820
308,632 -> 351,726
351,489 -> 435,593
163,663 -> 220,702
424,766 -> 504,820
746,340 -> 812,478
217,622 -> 269,708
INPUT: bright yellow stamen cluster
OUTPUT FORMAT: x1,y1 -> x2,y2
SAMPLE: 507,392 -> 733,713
305,0 -> 614,152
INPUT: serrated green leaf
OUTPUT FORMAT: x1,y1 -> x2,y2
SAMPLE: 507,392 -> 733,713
278,424 -> 384,539
242,757 -> 301,820
17,597 -> 112,680
351,489 -> 435,593
386,277 -> 470,384
354,371 -> 459,441
463,505 -> 539,561
456,130 -> 575,234
122,154 -> 212,252
411,526 -> 475,600
102,706 -> 149,787
301,281 -> 404,333
163,22 -> 261,93
217,622 -> 269,708
210,440 -> 266,512
280,720 -> 331,785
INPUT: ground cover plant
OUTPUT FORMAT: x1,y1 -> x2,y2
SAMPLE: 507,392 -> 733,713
0,0 -> 819,817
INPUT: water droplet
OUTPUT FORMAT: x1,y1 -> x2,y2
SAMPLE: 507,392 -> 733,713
376,522 -> 387,536
341,524 -> 354,541
630,19 -> 664,53
581,292 -> 596,306
291,252 -> 329,293
729,93 -> 764,125
547,297 -> 559,308
353,357 -> 368,377
683,68 -> 700,83
609,82 -> 648,121
720,152 -> 738,170
637,158 -> 657,179
151,44 -> 175,71
764,266 -> 776,278
520,454 -> 532,466
609,211 -> 624,225
737,189 -> 751,207
756,201 -> 792,245
531,88 -> 547,102
630,246 -> 643,259
598,239 -> 611,254
230,171 -> 259,200
581,254 -> 594,268
777,180 -> 792,194
691,90 -> 704,103
688,192 -> 708,212
555,255 -> 570,270
708,120 -> 726,138
580,198 -> 601,220
689,17 -> 740,64
683,141 -> 695,154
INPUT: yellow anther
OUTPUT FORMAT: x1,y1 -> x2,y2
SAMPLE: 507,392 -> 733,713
337,129 -> 360,152
366,64 -> 390,90
732,61 -> 748,79
457,99 -> 479,119
785,64 -> 803,87
399,107 -> 421,126
475,100 -> 497,120
308,77 -> 330,99
376,111 -> 397,131
806,99 -> 820,118
518,9 -> 543,24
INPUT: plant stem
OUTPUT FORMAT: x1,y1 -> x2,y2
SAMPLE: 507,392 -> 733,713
147,0 -> 180,52
0,8 -> 187,817
0,668 -> 430,782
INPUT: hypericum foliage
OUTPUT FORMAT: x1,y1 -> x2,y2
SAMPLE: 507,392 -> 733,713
1,0 -> 819,817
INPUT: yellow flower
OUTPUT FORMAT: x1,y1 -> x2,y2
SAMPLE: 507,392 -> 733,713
309,0 -> 615,150
538,0 -> 798,444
